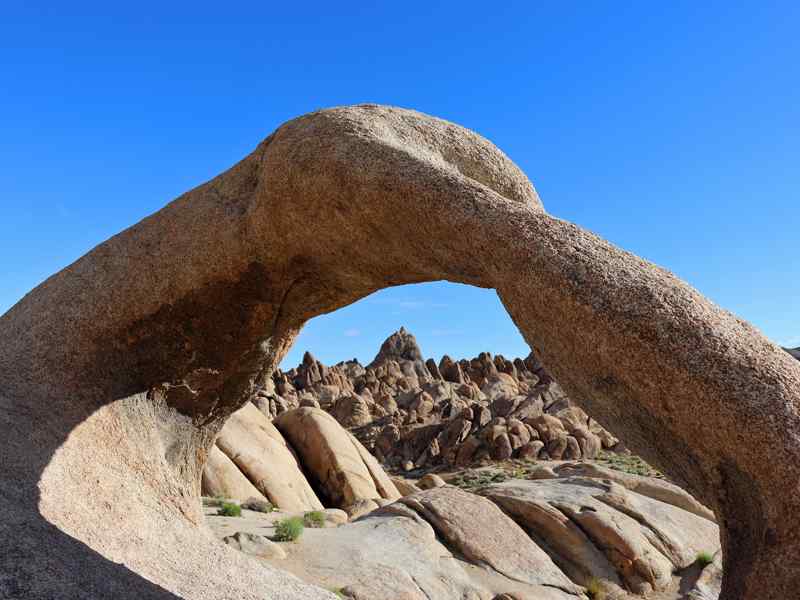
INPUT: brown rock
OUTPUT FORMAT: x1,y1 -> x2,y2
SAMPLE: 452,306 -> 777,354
3,103 -> 799,599
517,440 -> 545,461
491,432 -> 514,460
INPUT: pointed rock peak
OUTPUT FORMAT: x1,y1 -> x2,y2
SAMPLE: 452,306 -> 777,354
369,328 -> 424,367
302,351 -> 318,366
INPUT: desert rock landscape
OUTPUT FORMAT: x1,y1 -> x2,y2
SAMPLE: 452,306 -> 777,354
1,105 -> 799,600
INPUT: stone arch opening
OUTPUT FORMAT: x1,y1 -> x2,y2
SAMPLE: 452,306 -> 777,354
0,104 -> 799,599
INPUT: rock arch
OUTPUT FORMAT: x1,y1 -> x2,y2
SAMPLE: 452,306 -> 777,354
0,105 -> 798,599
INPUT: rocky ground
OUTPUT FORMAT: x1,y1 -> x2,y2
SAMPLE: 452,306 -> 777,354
201,329 -> 725,599
204,460 -> 721,600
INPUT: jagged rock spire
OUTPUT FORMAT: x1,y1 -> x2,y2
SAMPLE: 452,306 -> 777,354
368,327 -> 424,367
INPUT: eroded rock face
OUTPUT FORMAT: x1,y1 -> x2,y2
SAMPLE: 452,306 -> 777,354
483,477 -> 720,596
267,329 -> 617,471
1,104 -> 799,599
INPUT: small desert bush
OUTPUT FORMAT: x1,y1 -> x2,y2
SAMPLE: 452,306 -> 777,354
217,501 -> 242,517
585,577 -> 605,600
449,469 -> 509,491
596,450 -> 663,478
274,516 -> 304,541
696,551 -> 715,567
242,498 -> 273,513
303,510 -> 326,528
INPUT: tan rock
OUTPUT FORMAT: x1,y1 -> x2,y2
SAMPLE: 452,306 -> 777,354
484,477 -> 719,595
275,407 -> 390,508
330,394 -> 373,428
399,486 -> 581,594
202,444 -> 269,502
417,473 -> 446,490
555,462 -> 715,522
223,531 -> 287,559
216,403 -> 323,511
391,476 -> 422,496
4,103 -> 799,599
346,431 -> 401,501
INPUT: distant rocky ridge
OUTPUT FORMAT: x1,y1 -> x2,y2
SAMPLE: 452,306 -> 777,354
786,346 -> 800,361
252,328 -> 618,471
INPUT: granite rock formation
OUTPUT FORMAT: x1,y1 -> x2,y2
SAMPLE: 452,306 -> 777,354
210,465 -> 719,599
1,104 -> 799,599
259,328 -> 618,470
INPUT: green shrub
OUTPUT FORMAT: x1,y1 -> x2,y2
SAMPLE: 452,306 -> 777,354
217,501 -> 242,517
274,516 -> 304,541
242,498 -> 273,513
585,577 -> 605,599
303,510 -> 326,528
696,551 -> 715,567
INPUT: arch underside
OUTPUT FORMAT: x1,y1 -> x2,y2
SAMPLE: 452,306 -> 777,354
0,105 -> 799,599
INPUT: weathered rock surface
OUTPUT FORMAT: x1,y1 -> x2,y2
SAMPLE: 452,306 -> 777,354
255,500 -> 584,600
274,407 -> 400,510
399,486 -> 582,594
483,476 -> 720,596
212,403 -> 323,510
2,104 -> 799,599
266,328 -> 618,472
223,531 -> 287,560
202,444 -> 269,503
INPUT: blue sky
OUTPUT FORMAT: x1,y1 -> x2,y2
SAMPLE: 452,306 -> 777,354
1,2 -> 797,368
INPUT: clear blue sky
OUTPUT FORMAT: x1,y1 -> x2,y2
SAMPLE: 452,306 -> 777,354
1,2 -> 798,369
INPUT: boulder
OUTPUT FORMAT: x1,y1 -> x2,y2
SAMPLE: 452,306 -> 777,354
275,407 -> 396,508
417,473 -> 446,490
391,477 -> 422,497
399,486 -> 581,594
330,394 -> 373,428
215,403 -> 323,511
223,532 -> 287,560
201,444 -> 268,503
483,477 -> 720,595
